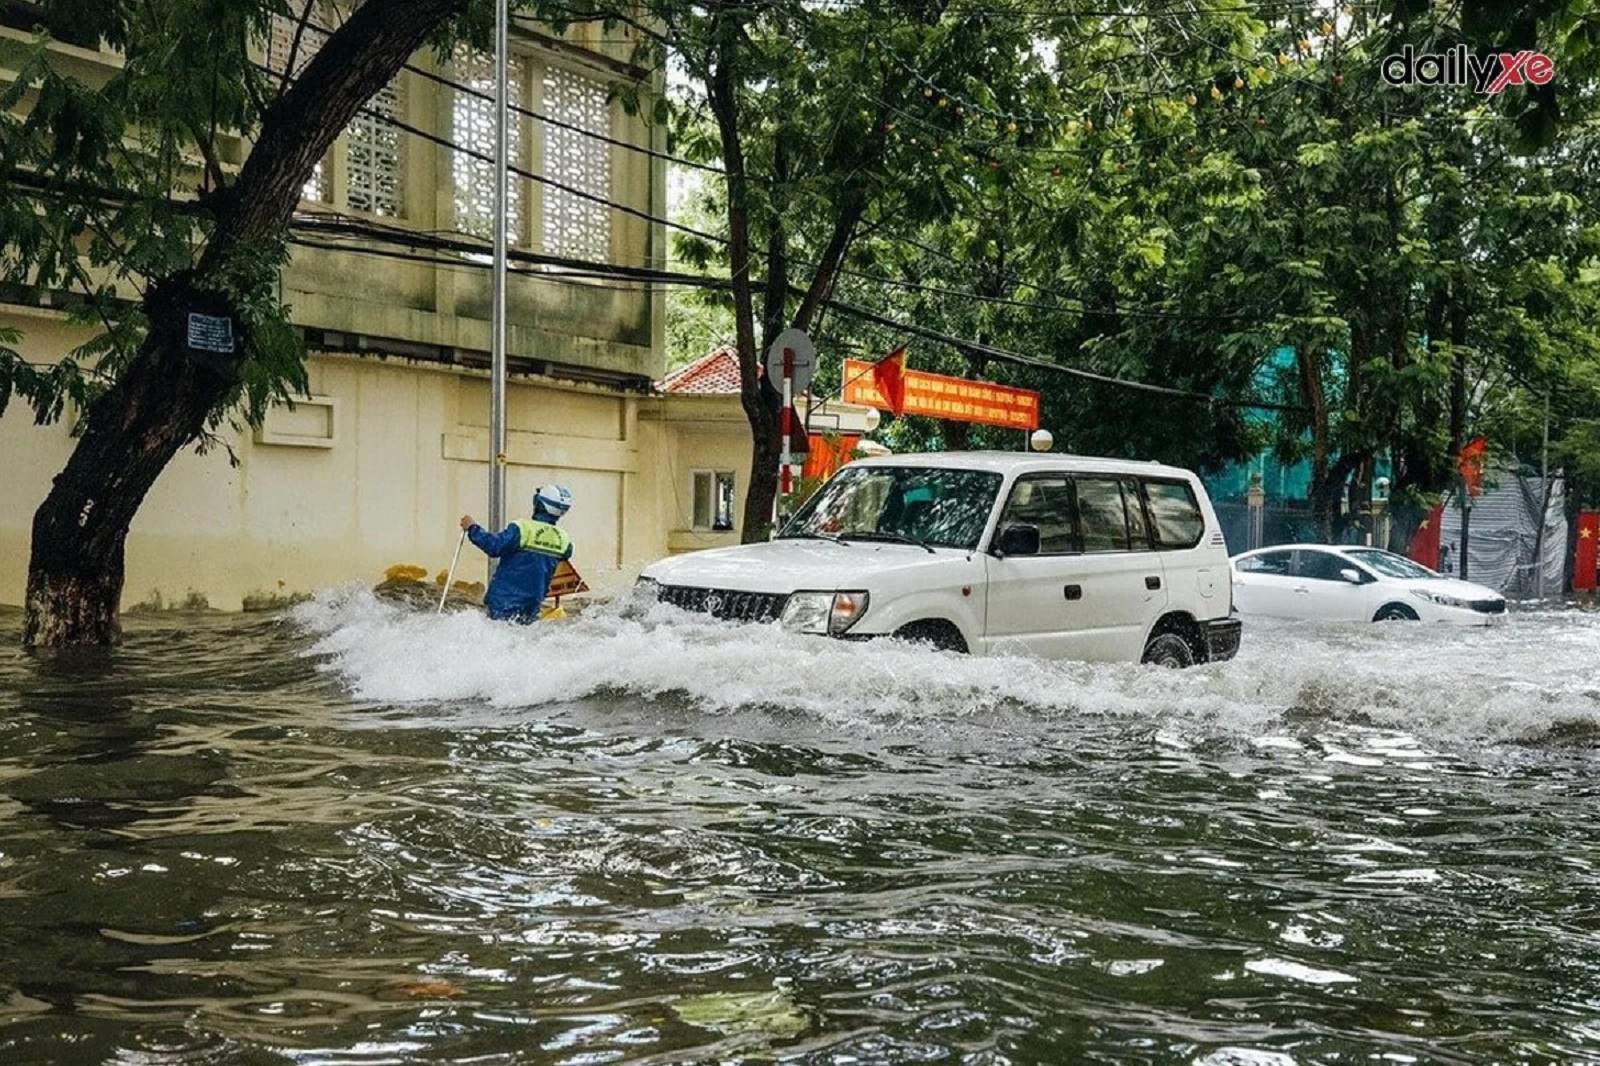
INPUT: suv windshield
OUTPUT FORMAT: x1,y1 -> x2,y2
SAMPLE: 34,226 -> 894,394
1344,548 -> 1437,580
781,465 -> 1003,551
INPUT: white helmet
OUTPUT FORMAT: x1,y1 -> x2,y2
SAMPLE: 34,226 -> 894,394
533,484 -> 573,518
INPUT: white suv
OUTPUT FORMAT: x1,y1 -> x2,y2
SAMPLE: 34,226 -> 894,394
637,452 -> 1241,667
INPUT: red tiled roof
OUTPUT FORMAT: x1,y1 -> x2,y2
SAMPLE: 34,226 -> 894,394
658,346 -> 751,394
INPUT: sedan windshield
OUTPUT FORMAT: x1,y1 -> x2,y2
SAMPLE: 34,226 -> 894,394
1344,548 -> 1437,580
781,466 -> 1003,551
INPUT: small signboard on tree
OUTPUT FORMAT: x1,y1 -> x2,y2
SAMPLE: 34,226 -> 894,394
186,313 -> 236,355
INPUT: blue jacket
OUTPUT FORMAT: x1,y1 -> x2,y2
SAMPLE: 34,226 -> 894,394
467,517 -> 574,621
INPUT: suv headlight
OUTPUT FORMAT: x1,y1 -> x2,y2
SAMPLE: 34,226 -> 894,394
780,591 -> 869,635
1410,588 -> 1469,608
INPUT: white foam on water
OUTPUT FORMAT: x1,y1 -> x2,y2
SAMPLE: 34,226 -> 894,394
1244,957 -> 1360,985
293,589 -> 1600,745
1194,1049 -> 1299,1066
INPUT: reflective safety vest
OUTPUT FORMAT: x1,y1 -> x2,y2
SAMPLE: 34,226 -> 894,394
511,518 -> 571,558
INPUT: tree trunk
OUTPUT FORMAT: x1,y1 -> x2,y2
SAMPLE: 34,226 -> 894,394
1295,346 -> 1333,537
23,0 -> 468,646
1447,296 -> 1469,459
25,277 -> 236,645
706,24 -> 784,545
1311,450 -> 1364,544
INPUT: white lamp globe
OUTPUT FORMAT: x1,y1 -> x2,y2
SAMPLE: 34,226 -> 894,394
862,407 -> 882,433
1029,429 -> 1054,452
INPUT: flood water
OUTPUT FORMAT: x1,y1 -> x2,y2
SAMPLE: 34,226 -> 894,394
3,592 -> 1600,1065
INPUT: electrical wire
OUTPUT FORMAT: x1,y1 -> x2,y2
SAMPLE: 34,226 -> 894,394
8,167 -> 1303,410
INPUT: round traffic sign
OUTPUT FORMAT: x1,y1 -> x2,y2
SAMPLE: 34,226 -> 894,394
764,328 -> 817,395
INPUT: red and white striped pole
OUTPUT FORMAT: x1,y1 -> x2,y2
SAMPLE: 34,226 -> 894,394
780,346 -> 794,496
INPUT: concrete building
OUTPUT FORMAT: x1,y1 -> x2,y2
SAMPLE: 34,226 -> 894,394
0,6 -> 756,610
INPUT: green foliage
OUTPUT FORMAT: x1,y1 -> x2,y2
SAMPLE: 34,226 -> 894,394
642,0 -> 1600,524
0,0 -> 304,433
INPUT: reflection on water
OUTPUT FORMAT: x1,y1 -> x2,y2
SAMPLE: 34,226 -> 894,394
1,596 -> 1599,1063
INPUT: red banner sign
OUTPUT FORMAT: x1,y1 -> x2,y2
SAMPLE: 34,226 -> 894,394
842,358 -> 1040,430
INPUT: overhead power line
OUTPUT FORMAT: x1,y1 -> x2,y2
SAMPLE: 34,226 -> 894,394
340,88 -> 1263,325
291,212 -> 1299,412
826,297 -> 1304,413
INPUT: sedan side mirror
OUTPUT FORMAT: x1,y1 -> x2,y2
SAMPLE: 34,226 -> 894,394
994,523 -> 1041,557
1339,567 -> 1364,585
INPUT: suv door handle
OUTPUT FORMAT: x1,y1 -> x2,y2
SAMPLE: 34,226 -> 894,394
1063,584 -> 1083,601
1144,575 -> 1162,590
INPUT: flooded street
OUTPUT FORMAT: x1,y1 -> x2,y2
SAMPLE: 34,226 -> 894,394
3,595 -> 1600,1064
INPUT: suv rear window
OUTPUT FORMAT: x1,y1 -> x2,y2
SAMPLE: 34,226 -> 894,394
1076,477 -> 1133,552
1142,480 -> 1204,550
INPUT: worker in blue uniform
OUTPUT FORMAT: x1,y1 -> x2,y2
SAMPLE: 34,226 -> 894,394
459,485 -> 575,623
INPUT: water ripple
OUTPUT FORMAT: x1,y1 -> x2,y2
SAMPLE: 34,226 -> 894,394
0,597 -> 1596,1062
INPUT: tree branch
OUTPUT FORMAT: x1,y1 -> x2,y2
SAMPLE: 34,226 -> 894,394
208,0 -> 469,256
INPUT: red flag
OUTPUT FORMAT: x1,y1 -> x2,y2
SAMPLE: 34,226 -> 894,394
1408,504 -> 1443,572
1576,510 -> 1600,592
787,408 -> 811,455
873,346 -> 907,416
1458,437 -> 1488,496
803,434 -> 861,480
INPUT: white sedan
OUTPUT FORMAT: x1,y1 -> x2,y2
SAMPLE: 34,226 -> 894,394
1230,544 -> 1507,625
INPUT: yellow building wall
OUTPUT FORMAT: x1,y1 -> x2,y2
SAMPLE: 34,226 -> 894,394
0,14 -> 733,613
0,333 -> 755,611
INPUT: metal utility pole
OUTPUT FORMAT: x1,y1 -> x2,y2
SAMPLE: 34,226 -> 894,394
488,0 -> 509,537
1537,391 -> 1551,600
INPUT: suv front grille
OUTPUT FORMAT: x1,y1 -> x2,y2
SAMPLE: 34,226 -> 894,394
657,585 -> 789,624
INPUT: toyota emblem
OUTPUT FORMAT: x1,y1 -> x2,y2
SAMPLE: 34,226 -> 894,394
704,593 -> 723,615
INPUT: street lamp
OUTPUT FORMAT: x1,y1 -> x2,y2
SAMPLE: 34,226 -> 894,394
863,407 -> 881,434
1029,428 -> 1054,452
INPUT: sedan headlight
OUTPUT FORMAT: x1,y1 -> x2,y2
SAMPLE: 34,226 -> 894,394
1410,588 -> 1470,609
780,591 -> 870,635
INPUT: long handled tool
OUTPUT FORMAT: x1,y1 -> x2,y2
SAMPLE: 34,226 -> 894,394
437,529 -> 467,614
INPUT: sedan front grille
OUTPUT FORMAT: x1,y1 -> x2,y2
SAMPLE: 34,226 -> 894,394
1469,598 -> 1507,615
657,584 -> 789,624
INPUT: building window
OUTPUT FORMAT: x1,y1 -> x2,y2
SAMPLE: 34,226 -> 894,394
452,46 -> 525,241
268,1 -> 402,216
692,471 -> 736,532
541,65 -> 611,260
346,78 -> 402,216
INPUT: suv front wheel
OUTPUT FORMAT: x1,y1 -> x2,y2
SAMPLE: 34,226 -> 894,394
893,620 -> 968,654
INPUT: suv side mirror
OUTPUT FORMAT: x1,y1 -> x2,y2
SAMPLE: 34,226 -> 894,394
1339,567 -> 1364,585
995,524 -> 1041,557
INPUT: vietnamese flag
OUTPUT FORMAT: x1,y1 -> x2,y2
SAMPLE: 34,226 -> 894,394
1458,436 -> 1488,496
873,346 -> 907,416
1576,511 -> 1600,592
